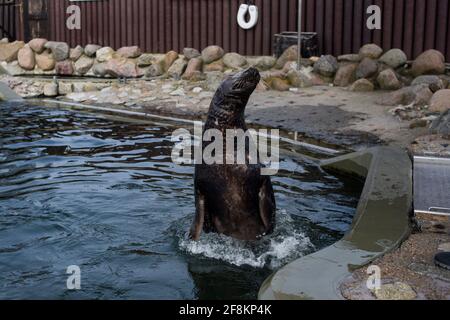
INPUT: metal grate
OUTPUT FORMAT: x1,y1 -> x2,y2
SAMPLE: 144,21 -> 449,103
414,156 -> 450,216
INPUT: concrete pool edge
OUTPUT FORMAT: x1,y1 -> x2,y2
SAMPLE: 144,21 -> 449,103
0,82 -> 23,101
258,146 -> 413,300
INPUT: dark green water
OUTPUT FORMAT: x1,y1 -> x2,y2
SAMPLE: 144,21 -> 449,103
0,102 -> 360,299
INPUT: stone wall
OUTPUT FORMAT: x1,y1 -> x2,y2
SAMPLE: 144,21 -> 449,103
1,37 -> 450,116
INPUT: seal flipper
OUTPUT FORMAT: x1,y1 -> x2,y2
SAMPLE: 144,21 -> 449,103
190,190 -> 206,241
258,177 -> 276,234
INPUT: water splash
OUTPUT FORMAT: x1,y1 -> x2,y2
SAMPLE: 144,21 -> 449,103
177,210 -> 315,269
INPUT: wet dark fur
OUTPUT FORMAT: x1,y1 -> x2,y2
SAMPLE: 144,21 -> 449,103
190,68 -> 276,241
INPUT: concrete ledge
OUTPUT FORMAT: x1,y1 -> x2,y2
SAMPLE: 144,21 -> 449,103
259,146 -> 413,300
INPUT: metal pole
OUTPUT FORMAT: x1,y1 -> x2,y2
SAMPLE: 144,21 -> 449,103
297,0 -> 302,70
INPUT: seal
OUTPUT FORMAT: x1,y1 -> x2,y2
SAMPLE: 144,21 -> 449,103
190,67 -> 276,241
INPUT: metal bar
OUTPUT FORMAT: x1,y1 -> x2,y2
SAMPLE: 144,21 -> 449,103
297,0 -> 302,70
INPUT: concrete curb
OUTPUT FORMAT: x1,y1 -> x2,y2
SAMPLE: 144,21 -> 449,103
258,146 -> 413,300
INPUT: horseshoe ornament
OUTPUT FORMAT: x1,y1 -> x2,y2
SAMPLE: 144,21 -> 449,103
237,4 -> 259,30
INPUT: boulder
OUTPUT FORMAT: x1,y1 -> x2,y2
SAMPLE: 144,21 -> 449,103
69,45 -> 84,61
430,109 -> 450,139
350,79 -> 374,92
223,52 -> 247,69
96,47 -> 115,63
137,53 -> 159,67
117,46 -> 141,58
84,44 -> 101,57
35,50 -> 56,71
377,69 -> 402,90
92,63 -> 107,77
43,82 -> 58,97
74,55 -> 94,75
0,38 -> 8,43
44,41 -> 69,61
337,54 -> 361,63
378,85 -> 432,107
0,41 -> 25,62
411,75 -> 445,92
334,63 -> 358,87
145,61 -> 165,77
105,58 -> 139,78
313,55 -> 338,77
411,49 -> 446,76
164,51 -> 179,71
201,45 -> 225,64
182,57 -> 203,80
204,59 -> 225,72
28,38 -> 47,53
379,49 -> 407,69
206,71 -> 226,91
429,89 -> 450,113
183,48 -> 201,60
270,78 -> 290,91
275,45 -> 298,69
359,43 -> 383,59
55,60 -> 74,75
167,58 -> 188,79
17,45 -> 35,70
287,68 -> 313,88
356,58 -> 378,79
247,56 -> 277,71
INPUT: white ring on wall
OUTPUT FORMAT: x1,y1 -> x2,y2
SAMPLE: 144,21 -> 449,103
237,4 -> 259,30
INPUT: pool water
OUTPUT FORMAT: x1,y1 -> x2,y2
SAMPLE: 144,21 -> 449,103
0,102 -> 361,300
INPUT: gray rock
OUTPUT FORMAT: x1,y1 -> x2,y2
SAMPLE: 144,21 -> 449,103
411,49 -> 446,77
137,53 -> 159,67
379,49 -> 407,69
28,38 -> 48,54
117,46 -> 141,58
337,54 -> 361,63
247,56 -> 277,71
18,45 -> 35,70
334,63 -> 358,87
275,45 -> 298,69
313,55 -> 338,77
69,45 -> 84,61
44,41 -> 70,61
206,71 -> 226,91
377,69 -> 402,90
411,75 -> 445,92
84,44 -> 102,57
96,47 -> 115,63
356,58 -> 378,79
183,48 -> 201,60
359,43 -> 383,59
201,45 -> 225,64
0,41 -> 25,62
287,68 -> 313,88
145,62 -> 164,78
350,79 -> 374,92
92,63 -> 107,77
167,58 -> 188,79
223,52 -> 247,69
429,89 -> 450,113
74,55 -> 94,75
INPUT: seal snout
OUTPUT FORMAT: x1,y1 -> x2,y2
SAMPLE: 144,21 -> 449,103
232,67 -> 261,91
